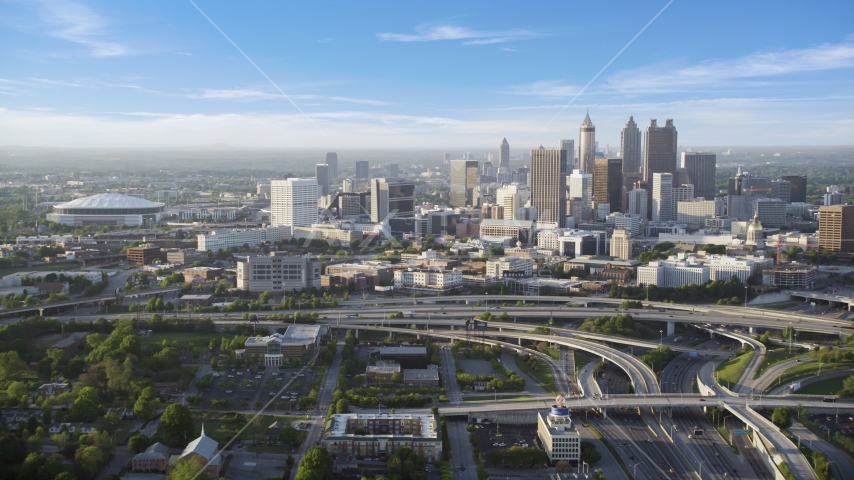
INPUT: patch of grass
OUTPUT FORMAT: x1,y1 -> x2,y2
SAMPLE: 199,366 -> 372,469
545,348 -> 560,360
715,351 -> 755,390
190,411 -> 305,449
761,303 -> 796,311
513,355 -> 559,395
795,377 -> 848,396
139,332 -> 220,350
461,395 -> 534,402
764,362 -> 854,394
756,349 -> 812,377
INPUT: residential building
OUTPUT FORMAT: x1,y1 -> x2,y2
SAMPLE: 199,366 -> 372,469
530,147 -> 567,228
393,267 -> 462,294
236,253 -> 321,293
627,188 -> 648,220
610,228 -> 631,260
316,164 -> 330,198
680,152 -> 716,201
370,178 -> 415,222
578,112 -> 596,174
620,116 -> 642,173
37,383 -> 71,399
762,264 -> 818,289
537,405 -> 581,464
499,137 -> 510,170
486,256 -> 534,278
132,442 -> 170,472
636,255 -> 710,287
593,158 -> 623,214
243,325 -> 322,366
651,173 -> 673,222
769,179 -> 791,204
781,175 -> 807,203
272,178 -> 319,228
818,205 -> 854,252
325,152 -> 338,178
355,161 -> 370,180
324,413 -> 441,462
197,226 -> 291,251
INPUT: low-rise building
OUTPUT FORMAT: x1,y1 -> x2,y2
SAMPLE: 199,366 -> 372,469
637,254 -> 710,287
324,413 -> 441,462
237,253 -> 321,293
762,264 -> 818,289
49,332 -> 88,356
393,267 -> 462,294
33,282 -> 70,295
326,262 -> 394,283
37,383 -> 71,399
163,248 -> 207,265
183,267 -> 222,282
366,362 -> 401,382
537,405 -> 581,464
132,442 -> 170,472
243,325 -> 322,366
127,245 -> 162,265
486,256 -> 533,279
197,226 -> 291,252
707,255 -> 757,283
402,365 -> 440,388
179,295 -> 213,306
177,426 -> 220,476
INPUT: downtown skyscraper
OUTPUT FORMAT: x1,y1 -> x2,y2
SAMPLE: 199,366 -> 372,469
499,137 -> 510,170
559,139 -> 575,170
271,178 -> 318,228
449,160 -> 478,207
325,152 -> 338,178
620,116 -> 641,174
315,164 -> 329,197
593,158 -> 623,214
578,112 -> 596,174
530,147 -> 567,228
643,119 -> 678,184
680,152 -> 716,200
355,161 -> 370,180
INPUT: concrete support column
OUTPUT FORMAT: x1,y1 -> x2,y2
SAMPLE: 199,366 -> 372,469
749,326 -> 755,334
450,324 -> 454,331
355,329 -> 358,339
499,327 -> 503,332
389,332 -> 394,340
518,337 -> 522,345
667,321 -> 675,337
600,408 -> 607,419
416,334 -> 421,340
38,308 -> 44,317
710,331 -> 715,338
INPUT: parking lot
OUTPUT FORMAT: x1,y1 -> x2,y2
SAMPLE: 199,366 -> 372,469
470,420 -> 539,455
200,366 -> 316,413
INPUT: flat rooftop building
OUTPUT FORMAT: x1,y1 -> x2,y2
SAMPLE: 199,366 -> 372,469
376,346 -> 428,358
537,404 -> 580,465
324,413 -> 441,462
243,324 -> 322,366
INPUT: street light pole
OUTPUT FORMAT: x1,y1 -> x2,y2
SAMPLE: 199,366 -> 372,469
659,330 -> 663,345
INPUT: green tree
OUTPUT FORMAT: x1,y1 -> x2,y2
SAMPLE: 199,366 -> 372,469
295,446 -> 334,480
336,399 -> 349,414
580,441 -> 601,465
0,351 -> 27,382
128,434 -> 151,454
134,387 -> 159,421
98,412 -> 123,438
73,445 -> 106,480
387,447 -> 424,480
168,455 -> 216,480
391,372 -> 403,384
161,404 -> 195,447
36,357 -> 54,382
772,407 -> 792,429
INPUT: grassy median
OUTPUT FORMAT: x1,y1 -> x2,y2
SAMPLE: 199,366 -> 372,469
715,351 -> 754,390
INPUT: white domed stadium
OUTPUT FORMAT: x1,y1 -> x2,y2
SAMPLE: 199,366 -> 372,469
47,193 -> 164,226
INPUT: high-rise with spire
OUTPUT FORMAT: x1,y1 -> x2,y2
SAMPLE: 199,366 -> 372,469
499,137 -> 510,170
620,116 -> 641,174
578,112 -> 596,174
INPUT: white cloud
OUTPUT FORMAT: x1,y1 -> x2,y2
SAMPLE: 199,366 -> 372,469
502,80 -> 581,98
377,24 -> 539,45
605,40 -> 854,94
193,88 -> 393,105
38,0 -> 127,57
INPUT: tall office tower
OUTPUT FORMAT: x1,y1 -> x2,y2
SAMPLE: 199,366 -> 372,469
610,227 -> 632,260
450,160 -> 479,207
480,161 -> 493,177
443,153 -> 451,163
530,147 -> 567,227
818,205 -> 854,252
325,152 -> 338,178
769,179 -> 791,204
355,161 -> 370,180
643,119 -> 678,184
728,167 -> 749,196
516,166 -> 529,185
651,173 -> 673,222
680,152 -> 716,200
499,138 -> 510,170
370,178 -> 415,222
627,188 -> 648,220
568,169 -> 593,221
578,112 -> 596,174
620,116 -> 642,173
782,175 -> 807,203
560,139 -> 575,170
387,164 -> 399,178
496,184 -> 530,220
271,178 -> 318,228
315,164 -> 329,197
671,184 -> 694,216
824,185 -> 845,206
593,158 -> 623,214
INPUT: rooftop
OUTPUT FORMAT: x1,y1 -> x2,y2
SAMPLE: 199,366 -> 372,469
403,367 -> 440,382
327,413 -> 438,439
55,193 -> 164,210
377,346 -> 428,356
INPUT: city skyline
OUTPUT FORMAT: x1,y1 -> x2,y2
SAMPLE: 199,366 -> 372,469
1,1 -> 852,148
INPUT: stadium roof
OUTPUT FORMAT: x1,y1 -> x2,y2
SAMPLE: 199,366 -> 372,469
55,193 -> 163,210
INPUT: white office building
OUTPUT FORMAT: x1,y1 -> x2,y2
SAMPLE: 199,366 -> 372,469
568,169 -> 593,221
605,212 -> 641,236
610,228 -> 631,260
707,255 -> 756,283
537,405 -> 580,464
236,253 -> 321,293
272,178 -> 318,228
652,173 -> 673,223
671,184 -> 695,216
496,184 -> 530,221
197,226 -> 291,251
677,200 -> 718,230
754,199 -> 787,228
486,256 -> 534,278
393,267 -> 462,294
637,254 -> 710,287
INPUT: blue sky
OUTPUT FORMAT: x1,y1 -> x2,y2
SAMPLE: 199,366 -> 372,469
1,0 -> 853,148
